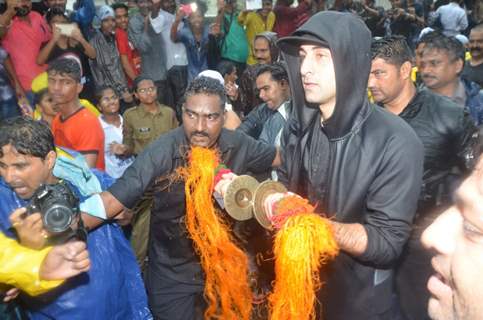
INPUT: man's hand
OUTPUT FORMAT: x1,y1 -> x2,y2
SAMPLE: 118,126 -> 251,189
51,24 -> 62,43
39,241 -> 90,280
5,0 -> 20,14
109,142 -> 128,156
70,25 -> 85,43
2,288 -> 19,303
175,8 -> 186,22
225,82 -> 239,100
10,208 -> 48,250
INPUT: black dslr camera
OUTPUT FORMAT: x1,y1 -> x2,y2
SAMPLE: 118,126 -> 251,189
26,181 -> 80,234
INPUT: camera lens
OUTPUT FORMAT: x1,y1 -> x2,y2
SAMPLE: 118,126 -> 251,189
43,205 -> 73,233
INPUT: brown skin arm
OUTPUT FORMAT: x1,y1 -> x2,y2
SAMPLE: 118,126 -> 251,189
120,54 -> 138,82
100,191 -> 125,219
329,221 -> 368,257
80,193 -> 126,230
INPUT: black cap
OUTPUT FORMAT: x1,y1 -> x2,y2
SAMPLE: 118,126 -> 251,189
277,33 -> 329,56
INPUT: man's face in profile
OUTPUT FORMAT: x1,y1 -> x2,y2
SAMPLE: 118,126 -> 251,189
422,157 -> 483,320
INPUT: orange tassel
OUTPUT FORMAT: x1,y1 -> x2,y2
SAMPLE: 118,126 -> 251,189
268,196 -> 339,320
178,147 -> 252,320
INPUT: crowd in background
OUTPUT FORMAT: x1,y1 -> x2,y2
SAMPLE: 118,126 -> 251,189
0,0 -> 482,318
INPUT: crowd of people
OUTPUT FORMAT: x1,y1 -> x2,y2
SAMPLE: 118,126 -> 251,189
0,0 -> 482,319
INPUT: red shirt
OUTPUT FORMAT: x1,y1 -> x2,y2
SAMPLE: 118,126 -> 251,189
273,2 -> 310,38
51,108 -> 105,170
2,11 -> 51,91
115,28 -> 141,87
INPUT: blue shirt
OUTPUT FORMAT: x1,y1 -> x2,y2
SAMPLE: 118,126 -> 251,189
176,23 -> 209,82
0,160 -> 151,320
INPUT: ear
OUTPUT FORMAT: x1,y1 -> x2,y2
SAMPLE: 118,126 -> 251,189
45,150 -> 57,171
399,61 -> 413,80
454,58 -> 464,74
76,83 -> 84,95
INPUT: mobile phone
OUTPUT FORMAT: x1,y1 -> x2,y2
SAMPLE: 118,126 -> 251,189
180,3 -> 197,16
56,23 -> 76,37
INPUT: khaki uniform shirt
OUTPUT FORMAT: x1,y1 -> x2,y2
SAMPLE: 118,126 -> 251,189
123,103 -> 178,155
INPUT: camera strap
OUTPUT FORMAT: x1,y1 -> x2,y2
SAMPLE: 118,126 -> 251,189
46,218 -> 88,245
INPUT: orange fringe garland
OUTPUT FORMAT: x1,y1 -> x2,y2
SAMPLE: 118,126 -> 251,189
268,196 -> 339,320
178,147 -> 252,320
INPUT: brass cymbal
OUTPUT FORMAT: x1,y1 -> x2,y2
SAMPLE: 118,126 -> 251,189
253,180 -> 287,230
223,175 -> 259,221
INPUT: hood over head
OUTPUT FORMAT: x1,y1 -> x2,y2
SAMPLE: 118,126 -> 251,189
278,11 -> 372,139
255,31 -> 280,63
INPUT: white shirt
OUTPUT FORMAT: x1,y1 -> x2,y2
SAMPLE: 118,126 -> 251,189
150,9 -> 188,69
99,116 -> 134,179
436,2 -> 468,37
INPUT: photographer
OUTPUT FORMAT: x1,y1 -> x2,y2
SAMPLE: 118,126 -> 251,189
0,117 -> 151,319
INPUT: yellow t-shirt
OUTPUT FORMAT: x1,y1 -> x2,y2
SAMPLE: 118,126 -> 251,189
239,11 -> 276,65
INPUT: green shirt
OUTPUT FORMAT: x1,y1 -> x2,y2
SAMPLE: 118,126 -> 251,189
221,12 -> 249,63
123,103 -> 178,155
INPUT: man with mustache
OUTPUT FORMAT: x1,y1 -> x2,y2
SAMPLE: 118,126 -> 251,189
419,32 -> 483,125
0,0 -> 51,104
99,76 -> 280,319
462,23 -> 483,88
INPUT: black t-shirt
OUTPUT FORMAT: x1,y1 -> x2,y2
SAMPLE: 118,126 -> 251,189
108,127 -> 276,286
462,62 -> 483,88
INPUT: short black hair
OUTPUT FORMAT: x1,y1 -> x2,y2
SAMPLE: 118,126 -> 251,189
422,33 -> 465,62
217,60 -> 236,78
95,85 -> 117,106
45,7 -> 70,24
47,58 -> 81,83
112,2 -> 129,12
371,36 -> 414,66
255,61 -> 289,83
183,76 -> 226,110
0,117 -> 55,159
133,75 -> 155,91
417,30 -> 442,47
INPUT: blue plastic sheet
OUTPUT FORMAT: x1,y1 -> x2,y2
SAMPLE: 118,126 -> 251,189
0,149 -> 152,320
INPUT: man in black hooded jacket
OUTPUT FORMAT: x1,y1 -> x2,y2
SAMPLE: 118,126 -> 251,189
277,12 -> 424,319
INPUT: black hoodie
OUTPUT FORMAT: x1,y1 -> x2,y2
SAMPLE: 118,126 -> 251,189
277,12 -> 424,319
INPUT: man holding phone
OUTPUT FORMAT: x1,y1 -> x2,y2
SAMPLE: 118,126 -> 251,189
0,0 -> 51,103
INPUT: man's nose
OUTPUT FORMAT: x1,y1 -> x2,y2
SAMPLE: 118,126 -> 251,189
195,117 -> 206,131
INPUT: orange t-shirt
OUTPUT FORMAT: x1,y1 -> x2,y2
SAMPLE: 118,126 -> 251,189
51,108 -> 105,170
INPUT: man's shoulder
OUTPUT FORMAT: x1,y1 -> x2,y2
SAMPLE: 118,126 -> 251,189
364,105 -> 421,145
